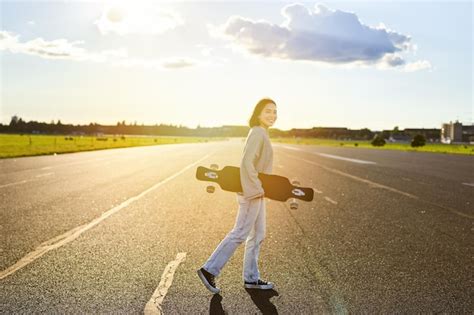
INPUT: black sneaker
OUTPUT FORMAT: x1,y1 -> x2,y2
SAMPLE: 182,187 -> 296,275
197,268 -> 220,294
244,279 -> 274,290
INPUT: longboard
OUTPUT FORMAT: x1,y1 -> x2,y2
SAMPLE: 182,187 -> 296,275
196,165 -> 314,202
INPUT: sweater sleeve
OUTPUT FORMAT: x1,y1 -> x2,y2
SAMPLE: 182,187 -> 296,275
240,128 -> 265,200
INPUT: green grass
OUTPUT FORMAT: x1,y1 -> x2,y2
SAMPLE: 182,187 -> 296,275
272,137 -> 474,155
0,134 -> 223,158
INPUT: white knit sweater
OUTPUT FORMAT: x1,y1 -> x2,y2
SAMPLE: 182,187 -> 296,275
239,126 -> 274,200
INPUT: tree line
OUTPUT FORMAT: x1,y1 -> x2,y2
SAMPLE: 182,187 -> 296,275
1,116 -> 441,141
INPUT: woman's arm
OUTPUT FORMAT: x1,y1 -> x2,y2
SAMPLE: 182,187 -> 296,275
240,128 -> 265,200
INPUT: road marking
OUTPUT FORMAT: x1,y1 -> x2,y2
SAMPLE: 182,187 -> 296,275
0,179 -> 31,189
35,172 -> 54,178
283,152 -> 474,220
289,154 -> 418,200
144,252 -> 187,315
278,145 -> 376,165
318,153 -> 376,165
462,183 -> 474,187
0,173 -> 54,188
0,154 -> 212,280
324,197 -> 338,205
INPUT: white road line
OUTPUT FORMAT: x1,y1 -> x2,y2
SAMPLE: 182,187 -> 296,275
318,153 -> 376,165
0,154 -> 212,280
324,197 -> 338,205
277,145 -> 376,165
282,152 -> 474,220
284,153 -> 418,200
144,252 -> 187,315
35,172 -> 54,178
0,173 -> 54,188
462,183 -> 474,187
0,179 -> 30,189
4,156 -> 119,176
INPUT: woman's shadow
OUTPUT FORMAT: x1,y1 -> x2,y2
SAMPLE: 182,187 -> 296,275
210,289 -> 279,315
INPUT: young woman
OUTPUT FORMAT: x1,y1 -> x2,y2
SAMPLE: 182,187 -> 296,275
197,98 -> 277,294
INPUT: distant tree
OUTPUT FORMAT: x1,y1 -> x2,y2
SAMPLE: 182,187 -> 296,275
9,115 -> 19,126
371,134 -> 386,147
56,120 -> 62,125
411,134 -> 426,147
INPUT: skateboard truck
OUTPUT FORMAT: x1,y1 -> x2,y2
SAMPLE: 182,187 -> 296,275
290,180 -> 300,209
206,164 -> 219,193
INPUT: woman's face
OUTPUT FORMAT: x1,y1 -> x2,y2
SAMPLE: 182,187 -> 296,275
258,102 -> 277,129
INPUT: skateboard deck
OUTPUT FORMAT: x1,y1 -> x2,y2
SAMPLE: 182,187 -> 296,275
196,165 -> 314,202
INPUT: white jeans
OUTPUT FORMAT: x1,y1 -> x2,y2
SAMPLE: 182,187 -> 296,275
203,194 -> 266,282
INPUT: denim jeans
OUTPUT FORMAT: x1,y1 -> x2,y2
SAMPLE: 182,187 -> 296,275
203,193 -> 266,282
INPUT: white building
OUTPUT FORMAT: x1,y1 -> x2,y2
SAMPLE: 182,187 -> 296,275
441,121 -> 463,144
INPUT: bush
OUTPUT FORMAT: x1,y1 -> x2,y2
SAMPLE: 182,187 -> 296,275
411,134 -> 426,147
354,143 -> 358,147
371,135 -> 386,147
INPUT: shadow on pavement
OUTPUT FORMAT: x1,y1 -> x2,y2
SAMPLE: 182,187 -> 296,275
245,288 -> 279,314
210,294 -> 225,315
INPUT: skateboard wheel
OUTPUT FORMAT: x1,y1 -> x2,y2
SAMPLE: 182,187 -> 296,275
206,186 -> 215,193
290,202 -> 298,210
210,164 -> 219,170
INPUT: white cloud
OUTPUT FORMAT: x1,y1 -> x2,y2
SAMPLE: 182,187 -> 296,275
0,30 -> 197,70
95,2 -> 184,36
161,57 -> 195,69
0,30 -> 91,60
211,3 -> 431,71
403,60 -> 432,72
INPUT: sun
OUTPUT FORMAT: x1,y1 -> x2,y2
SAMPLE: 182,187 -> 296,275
107,6 -> 125,23
104,1 -> 140,24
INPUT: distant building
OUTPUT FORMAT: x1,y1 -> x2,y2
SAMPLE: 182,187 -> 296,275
404,128 -> 440,142
441,121 -> 463,143
461,124 -> 474,144
388,134 -> 411,143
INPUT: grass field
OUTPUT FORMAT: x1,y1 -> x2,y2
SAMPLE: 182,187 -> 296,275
0,134 -> 223,158
273,137 -> 474,155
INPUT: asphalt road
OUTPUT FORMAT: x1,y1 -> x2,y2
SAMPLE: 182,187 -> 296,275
1,139 -> 473,314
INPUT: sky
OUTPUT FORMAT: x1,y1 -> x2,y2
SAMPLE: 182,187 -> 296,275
0,0 -> 472,131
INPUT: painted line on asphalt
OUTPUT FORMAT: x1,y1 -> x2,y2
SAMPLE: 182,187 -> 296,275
2,156 -> 118,177
0,179 -> 33,189
35,172 -> 54,178
324,197 -> 338,205
0,172 -> 54,188
283,152 -> 418,200
283,152 -> 474,220
144,252 -> 187,315
278,145 -> 376,165
318,153 -> 376,165
0,154 -> 212,280
462,183 -> 474,187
